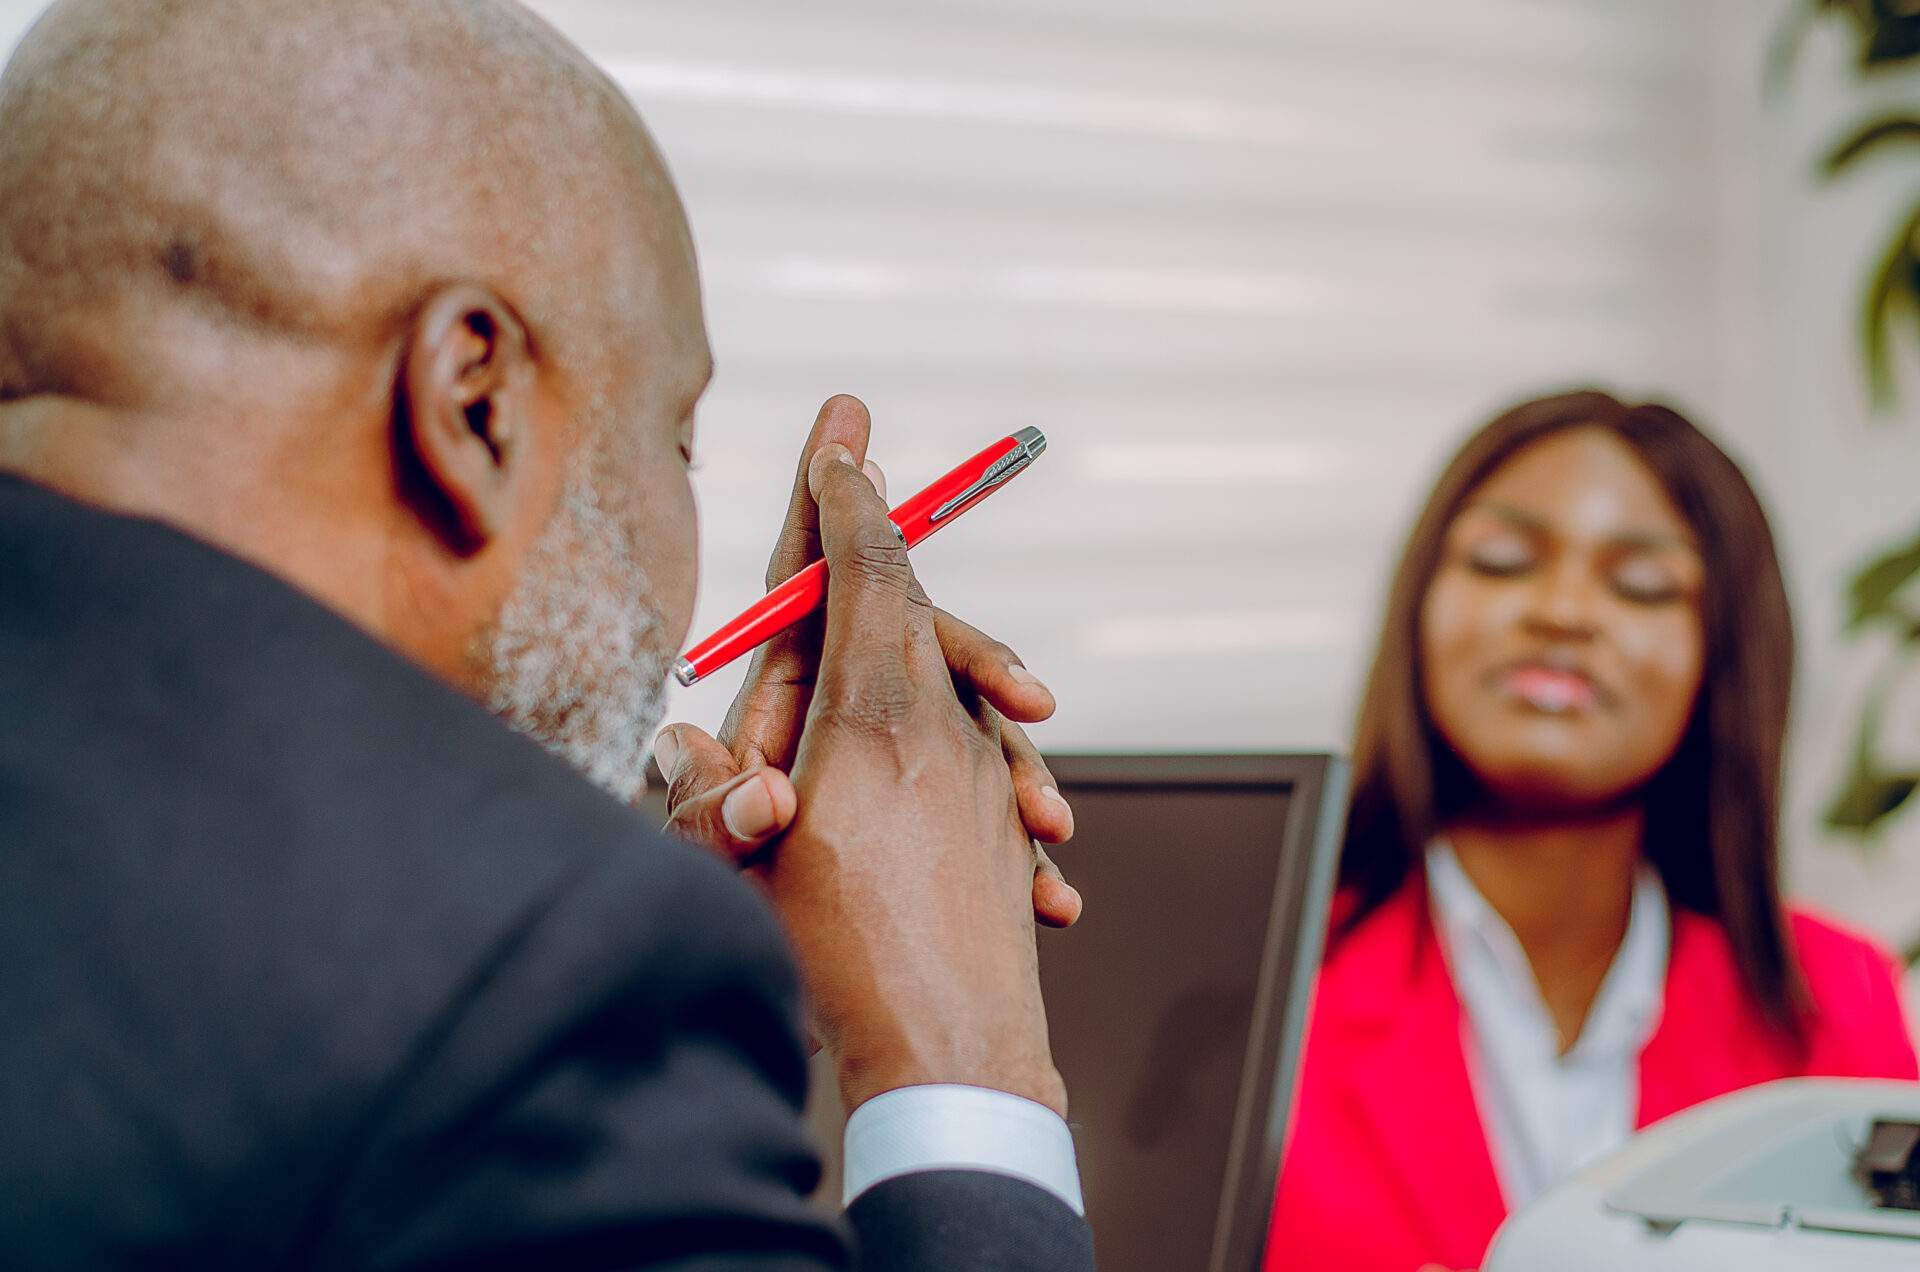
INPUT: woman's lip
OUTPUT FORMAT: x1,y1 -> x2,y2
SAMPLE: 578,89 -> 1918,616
1501,664 -> 1601,713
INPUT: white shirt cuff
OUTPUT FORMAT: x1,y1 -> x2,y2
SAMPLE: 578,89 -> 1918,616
841,1083 -> 1085,1216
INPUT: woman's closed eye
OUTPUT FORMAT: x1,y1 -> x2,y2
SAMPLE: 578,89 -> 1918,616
1465,534 -> 1537,577
1610,555 -> 1686,604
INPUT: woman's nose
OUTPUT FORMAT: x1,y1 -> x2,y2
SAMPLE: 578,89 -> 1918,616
1520,558 -> 1600,640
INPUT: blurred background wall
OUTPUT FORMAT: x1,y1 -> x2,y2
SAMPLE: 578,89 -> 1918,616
2,0 -> 1916,1006
540,0 -> 1731,754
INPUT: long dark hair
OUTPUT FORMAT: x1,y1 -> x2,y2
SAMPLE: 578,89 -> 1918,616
1340,390 -> 1808,1039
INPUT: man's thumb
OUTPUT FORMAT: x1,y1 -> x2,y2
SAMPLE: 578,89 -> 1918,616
656,724 -> 797,863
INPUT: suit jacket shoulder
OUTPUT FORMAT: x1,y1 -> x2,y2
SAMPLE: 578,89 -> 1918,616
1642,904 -> 1918,1125
0,474 -> 1091,1272
1788,907 -> 1916,1077
1270,876 -> 1920,1272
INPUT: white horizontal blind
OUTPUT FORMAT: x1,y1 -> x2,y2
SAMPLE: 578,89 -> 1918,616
528,0 -> 1724,751
0,0 -> 1726,752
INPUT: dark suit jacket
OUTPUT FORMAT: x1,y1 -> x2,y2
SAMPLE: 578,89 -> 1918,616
0,472 -> 1095,1271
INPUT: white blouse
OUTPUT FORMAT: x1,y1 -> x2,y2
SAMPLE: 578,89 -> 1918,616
1425,842 -> 1670,1210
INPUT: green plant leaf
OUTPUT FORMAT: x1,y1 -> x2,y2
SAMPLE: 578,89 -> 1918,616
1825,646 -> 1920,835
1767,2 -> 1825,93
1826,751 -> 1920,831
1862,4 -> 1920,69
1822,116 -> 1920,177
1860,202 -> 1920,404
1781,2 -> 1920,77
1847,526 -> 1920,628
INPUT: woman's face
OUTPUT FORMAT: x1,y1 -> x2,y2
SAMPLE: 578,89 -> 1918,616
1419,427 -> 1706,812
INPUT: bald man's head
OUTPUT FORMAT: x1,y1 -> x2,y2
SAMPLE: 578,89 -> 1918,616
0,0 -> 714,803
0,0 -> 701,403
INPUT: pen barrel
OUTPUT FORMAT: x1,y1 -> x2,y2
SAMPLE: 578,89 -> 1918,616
676,559 -> 829,685
674,429 -> 1041,688
887,436 -> 1022,549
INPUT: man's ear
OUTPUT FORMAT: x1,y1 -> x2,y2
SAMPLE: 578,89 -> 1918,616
399,284 -> 537,551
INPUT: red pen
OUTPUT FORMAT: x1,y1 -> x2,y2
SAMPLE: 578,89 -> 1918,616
673,426 -> 1047,687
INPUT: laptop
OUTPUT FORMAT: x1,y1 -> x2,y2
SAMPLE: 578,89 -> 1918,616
795,752 -> 1346,1272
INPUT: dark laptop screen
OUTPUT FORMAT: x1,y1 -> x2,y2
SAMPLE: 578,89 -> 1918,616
686,753 -> 1344,1272
1038,754 -> 1343,1272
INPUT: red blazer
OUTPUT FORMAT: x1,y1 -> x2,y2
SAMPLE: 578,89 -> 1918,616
1265,880 -> 1918,1272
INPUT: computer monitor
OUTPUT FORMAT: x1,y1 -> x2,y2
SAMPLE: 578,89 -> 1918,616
1032,753 -> 1344,1271
791,752 -> 1345,1272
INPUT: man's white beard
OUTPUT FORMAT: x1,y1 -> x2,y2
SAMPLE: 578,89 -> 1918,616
476,457 -> 672,806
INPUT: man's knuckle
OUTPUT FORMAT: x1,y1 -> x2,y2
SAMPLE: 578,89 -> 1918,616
948,708 -> 1003,765
666,767 -> 704,809
815,679 -> 918,739
905,609 -> 937,647
972,638 -> 1014,675
841,539 -> 910,591
844,521 -> 905,560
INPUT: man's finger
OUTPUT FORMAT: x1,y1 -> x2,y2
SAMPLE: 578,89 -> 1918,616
1002,719 -> 1073,844
766,395 -> 872,589
657,723 -> 738,811
808,443 -> 916,694
657,723 -> 798,863
711,402 -> 883,782
667,766 -> 798,864
934,608 -> 1056,725
1033,842 -> 1082,929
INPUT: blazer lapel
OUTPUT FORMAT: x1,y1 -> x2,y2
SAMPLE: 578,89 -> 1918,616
1326,887 -> 1508,1265
1638,909 -> 1795,1127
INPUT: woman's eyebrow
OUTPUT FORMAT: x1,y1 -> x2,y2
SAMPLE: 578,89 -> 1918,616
1465,502 -> 1698,554
1463,501 -> 1550,532
1605,529 -> 1697,554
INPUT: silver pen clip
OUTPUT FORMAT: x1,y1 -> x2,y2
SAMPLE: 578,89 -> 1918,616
930,426 -> 1047,523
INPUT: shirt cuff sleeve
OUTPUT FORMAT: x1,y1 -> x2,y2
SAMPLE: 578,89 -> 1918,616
841,1083 -> 1086,1216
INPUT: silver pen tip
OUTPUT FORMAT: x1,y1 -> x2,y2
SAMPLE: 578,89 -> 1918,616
672,656 -> 700,688
1011,425 -> 1047,458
